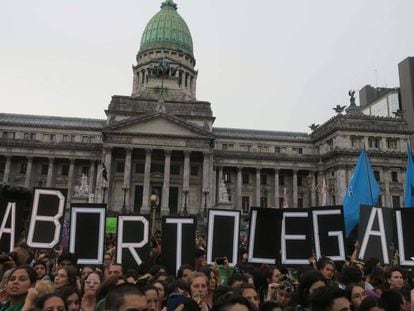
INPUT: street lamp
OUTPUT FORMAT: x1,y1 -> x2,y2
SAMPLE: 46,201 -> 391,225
150,192 -> 158,235
122,185 -> 129,214
182,189 -> 189,216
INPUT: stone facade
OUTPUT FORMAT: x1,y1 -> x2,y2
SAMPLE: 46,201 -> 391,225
0,1 -> 412,218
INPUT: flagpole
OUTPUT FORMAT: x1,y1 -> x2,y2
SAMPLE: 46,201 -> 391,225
363,146 -> 375,206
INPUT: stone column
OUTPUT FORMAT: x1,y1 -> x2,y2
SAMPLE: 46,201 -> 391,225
88,160 -> 96,201
46,157 -> 54,187
182,151 -> 190,214
217,166 -> 223,202
24,157 -> 33,188
201,152 -> 210,213
236,167 -> 242,210
123,148 -> 133,212
67,159 -> 75,208
383,168 -> 391,207
293,169 -> 298,208
2,155 -> 11,183
255,168 -> 261,206
211,166 -> 216,207
142,149 -> 152,213
310,172 -> 317,207
161,150 -> 171,215
336,167 -> 347,205
274,169 -> 280,208
104,147 -> 113,206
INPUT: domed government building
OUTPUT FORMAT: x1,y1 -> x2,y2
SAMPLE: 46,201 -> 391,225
0,0 -> 412,220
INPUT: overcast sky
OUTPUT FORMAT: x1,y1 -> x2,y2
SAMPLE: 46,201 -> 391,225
1,0 -> 413,133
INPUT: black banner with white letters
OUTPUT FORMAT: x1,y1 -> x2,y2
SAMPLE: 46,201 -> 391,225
161,216 -> 197,274
207,209 -> 240,266
395,208 -> 414,266
358,206 -> 394,264
116,215 -> 150,271
69,204 -> 106,265
311,206 -> 346,261
248,207 -> 282,265
27,188 -> 67,249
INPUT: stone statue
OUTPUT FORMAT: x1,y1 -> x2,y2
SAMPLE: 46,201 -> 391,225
74,173 -> 89,197
218,179 -> 229,203
348,90 -> 356,106
333,105 -> 346,114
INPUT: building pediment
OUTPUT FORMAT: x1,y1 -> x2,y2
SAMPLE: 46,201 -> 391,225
103,112 -> 214,139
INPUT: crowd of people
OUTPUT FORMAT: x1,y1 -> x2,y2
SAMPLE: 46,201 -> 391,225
0,232 -> 413,311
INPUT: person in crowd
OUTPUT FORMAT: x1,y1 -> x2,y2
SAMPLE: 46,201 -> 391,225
200,266 -> 220,308
177,264 -> 194,283
317,257 -> 336,284
194,249 -> 207,272
104,283 -> 147,311
345,283 -> 367,311
188,272 -> 209,311
228,273 -> 248,289
59,287 -> 81,311
81,271 -> 102,311
79,266 -> 94,283
385,267 -> 406,290
310,285 -> 351,311
57,252 -> 77,270
34,261 -> 50,281
295,270 -> 327,310
152,280 -> 167,308
34,293 -> 67,311
358,296 -> 385,311
0,265 -> 37,311
212,293 -> 252,311
365,267 -> 387,297
260,266 -> 282,301
380,289 -> 409,311
13,243 -> 33,267
260,300 -> 283,311
142,285 -> 161,311
107,263 -> 123,278
238,285 -> 260,311
54,266 -> 77,291
102,253 -> 113,279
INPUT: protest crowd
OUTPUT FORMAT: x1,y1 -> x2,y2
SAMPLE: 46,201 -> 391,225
0,232 -> 413,311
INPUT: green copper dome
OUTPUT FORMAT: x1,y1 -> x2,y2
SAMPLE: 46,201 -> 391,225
140,0 -> 194,57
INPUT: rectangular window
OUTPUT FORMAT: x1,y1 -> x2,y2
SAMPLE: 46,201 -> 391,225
392,196 -> 400,208
222,143 -> 234,150
116,161 -> 125,173
240,144 -> 251,152
387,138 -> 398,149
293,147 -> 303,154
260,196 -> 268,208
135,163 -> 145,173
190,165 -> 198,176
43,134 -> 49,141
24,133 -> 30,140
151,163 -> 164,174
242,196 -> 250,214
0,162 -> 5,173
2,131 -> 8,139
391,171 -> 398,182
374,170 -> 380,182
81,166 -> 89,175
49,134 -> 56,141
258,145 -> 270,153
61,165 -> 69,176
224,171 -> 232,183
41,164 -> 49,175
20,163 -> 27,174
30,133 -> 36,140
90,136 -> 96,143
82,136 -> 89,143
170,164 -> 180,175
368,137 -> 380,149
71,135 -> 76,142
297,176 -> 303,186
279,175 -> 285,186
242,173 -> 249,184
275,147 -> 281,153
260,174 -> 267,185
63,135 -> 69,142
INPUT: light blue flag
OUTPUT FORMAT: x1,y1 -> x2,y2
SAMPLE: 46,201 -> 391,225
404,144 -> 414,207
343,150 -> 380,237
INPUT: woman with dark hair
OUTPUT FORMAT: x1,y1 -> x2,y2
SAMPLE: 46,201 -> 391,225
54,266 -> 77,291
59,287 -> 81,311
34,293 -> 67,311
295,270 -> 326,310
177,264 -> 193,282
345,283 -> 367,311
316,257 -> 336,283
212,293 -> 252,311
0,266 -> 37,311
366,267 -> 386,297
94,275 -> 128,311
152,280 -> 168,308
200,266 -> 219,309
260,266 -> 282,302
358,296 -> 385,311
81,271 -> 103,311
